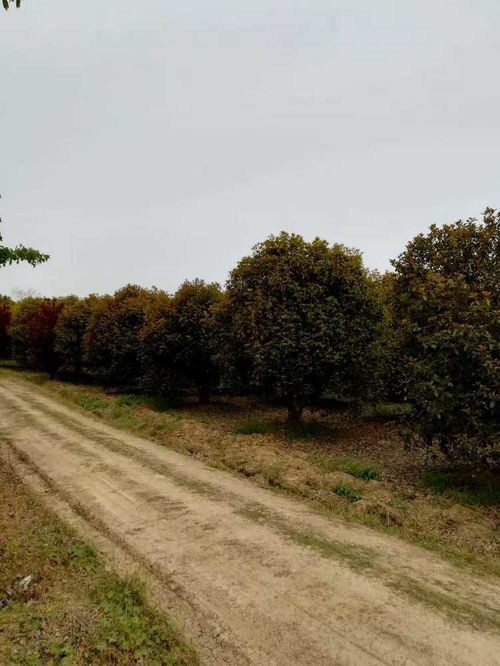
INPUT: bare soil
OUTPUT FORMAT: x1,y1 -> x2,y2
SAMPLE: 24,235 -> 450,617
1,376 -> 499,666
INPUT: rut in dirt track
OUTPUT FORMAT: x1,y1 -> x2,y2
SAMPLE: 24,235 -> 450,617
0,377 -> 499,666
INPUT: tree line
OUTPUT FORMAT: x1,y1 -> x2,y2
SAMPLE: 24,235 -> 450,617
0,210 -> 498,470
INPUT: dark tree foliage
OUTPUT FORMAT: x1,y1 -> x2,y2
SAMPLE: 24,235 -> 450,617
224,232 -> 383,422
0,295 -> 12,359
10,298 -> 65,377
54,296 -> 96,378
141,280 -> 222,403
392,209 -> 500,468
84,285 -> 156,388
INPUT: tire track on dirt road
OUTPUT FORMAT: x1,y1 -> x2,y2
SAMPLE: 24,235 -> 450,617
1,377 -> 499,666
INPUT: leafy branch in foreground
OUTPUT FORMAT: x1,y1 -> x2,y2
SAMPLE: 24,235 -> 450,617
0,214 -> 49,269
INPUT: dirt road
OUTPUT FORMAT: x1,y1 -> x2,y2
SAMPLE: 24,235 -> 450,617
0,377 -> 499,665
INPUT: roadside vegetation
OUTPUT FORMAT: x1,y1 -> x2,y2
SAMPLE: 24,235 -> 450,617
0,454 -> 198,666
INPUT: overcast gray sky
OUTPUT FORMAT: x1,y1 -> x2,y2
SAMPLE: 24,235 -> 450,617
1,1 -> 499,297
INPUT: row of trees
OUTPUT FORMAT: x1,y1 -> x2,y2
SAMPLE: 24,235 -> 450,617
1,211 -> 498,469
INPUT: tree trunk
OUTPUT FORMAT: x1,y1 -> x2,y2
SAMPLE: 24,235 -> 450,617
198,384 -> 210,404
287,394 -> 304,423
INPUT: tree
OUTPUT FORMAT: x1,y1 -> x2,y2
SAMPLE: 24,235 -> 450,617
224,232 -> 383,422
141,280 -> 222,403
10,297 -> 65,377
392,209 -> 500,468
84,285 -> 155,387
0,295 -> 12,359
54,296 -> 96,378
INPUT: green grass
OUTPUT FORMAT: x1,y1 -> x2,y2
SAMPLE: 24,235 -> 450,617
115,394 -> 143,407
343,460 -> 379,481
317,455 -> 379,482
0,461 -> 198,666
235,420 -> 272,435
423,468 -> 500,507
387,574 -> 500,632
73,393 -> 110,412
237,504 -> 378,572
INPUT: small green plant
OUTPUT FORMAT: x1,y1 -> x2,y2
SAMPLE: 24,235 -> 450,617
65,543 -> 99,571
344,459 -> 379,481
335,484 -> 362,502
115,394 -> 142,407
235,420 -> 271,435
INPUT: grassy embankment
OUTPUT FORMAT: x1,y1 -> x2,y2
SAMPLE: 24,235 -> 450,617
2,367 -> 499,577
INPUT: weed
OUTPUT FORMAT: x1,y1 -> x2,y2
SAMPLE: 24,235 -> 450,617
335,484 -> 362,502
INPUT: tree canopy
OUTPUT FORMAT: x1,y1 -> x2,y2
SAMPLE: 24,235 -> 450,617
225,232 -> 383,421
141,280 -> 222,403
392,209 -> 500,468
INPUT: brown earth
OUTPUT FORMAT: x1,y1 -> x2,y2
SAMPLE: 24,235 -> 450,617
0,376 -> 499,666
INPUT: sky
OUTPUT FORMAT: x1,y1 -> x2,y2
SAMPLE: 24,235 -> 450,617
1,1 -> 499,297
